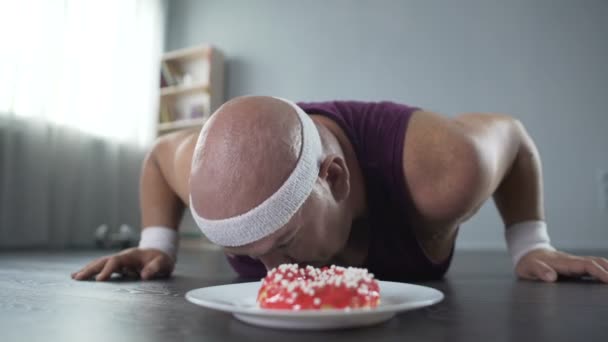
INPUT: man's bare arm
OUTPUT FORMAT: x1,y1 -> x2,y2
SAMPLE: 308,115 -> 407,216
404,109 -> 608,283
139,134 -> 188,229
454,113 -> 608,283
71,131 -> 193,281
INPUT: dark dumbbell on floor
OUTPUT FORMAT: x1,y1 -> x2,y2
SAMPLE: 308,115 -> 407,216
94,224 -> 137,249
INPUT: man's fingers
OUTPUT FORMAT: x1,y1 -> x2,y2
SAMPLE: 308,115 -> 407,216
552,258 -> 608,283
516,258 -> 556,282
589,257 -> 608,274
72,258 -> 109,280
530,259 -> 557,282
584,259 -> 608,283
140,255 -> 164,280
71,250 -> 170,282
95,256 -> 123,281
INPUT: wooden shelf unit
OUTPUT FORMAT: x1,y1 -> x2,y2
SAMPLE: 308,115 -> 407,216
157,44 -> 224,136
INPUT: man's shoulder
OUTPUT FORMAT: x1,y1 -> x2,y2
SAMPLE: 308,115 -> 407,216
153,129 -> 198,163
402,110 -> 478,225
152,128 -> 200,202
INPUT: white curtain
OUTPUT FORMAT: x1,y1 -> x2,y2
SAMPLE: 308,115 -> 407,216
0,0 -> 164,145
0,0 -> 166,248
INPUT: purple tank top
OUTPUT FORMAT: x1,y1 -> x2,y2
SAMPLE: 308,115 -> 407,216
226,100 -> 455,281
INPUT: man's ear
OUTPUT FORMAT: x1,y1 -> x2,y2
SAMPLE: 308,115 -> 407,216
319,155 -> 350,202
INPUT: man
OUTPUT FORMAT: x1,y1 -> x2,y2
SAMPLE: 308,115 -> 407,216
72,96 -> 608,283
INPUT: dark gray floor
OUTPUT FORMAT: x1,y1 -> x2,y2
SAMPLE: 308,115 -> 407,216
1,248 -> 607,342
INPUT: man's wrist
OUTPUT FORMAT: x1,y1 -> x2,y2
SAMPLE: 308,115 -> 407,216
138,226 -> 179,262
505,220 -> 555,268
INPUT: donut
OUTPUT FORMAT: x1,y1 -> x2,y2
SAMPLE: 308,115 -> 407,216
257,264 -> 380,310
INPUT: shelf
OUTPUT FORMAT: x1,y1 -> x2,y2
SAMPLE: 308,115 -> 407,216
162,45 -> 211,62
157,117 -> 208,134
157,43 -> 223,138
160,82 -> 208,98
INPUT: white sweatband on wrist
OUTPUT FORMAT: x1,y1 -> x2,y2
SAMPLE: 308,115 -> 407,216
138,226 -> 179,262
189,97 -> 323,247
505,220 -> 555,268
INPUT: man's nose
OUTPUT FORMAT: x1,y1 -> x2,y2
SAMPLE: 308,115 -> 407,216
258,251 -> 294,271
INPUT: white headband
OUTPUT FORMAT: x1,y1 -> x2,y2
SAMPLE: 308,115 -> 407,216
189,97 -> 323,246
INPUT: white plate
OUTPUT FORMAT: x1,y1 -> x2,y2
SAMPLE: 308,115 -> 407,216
185,281 -> 444,330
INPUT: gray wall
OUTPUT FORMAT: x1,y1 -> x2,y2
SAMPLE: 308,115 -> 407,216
166,0 -> 608,249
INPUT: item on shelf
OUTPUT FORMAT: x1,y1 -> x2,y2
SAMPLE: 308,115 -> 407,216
159,103 -> 173,123
182,73 -> 193,86
160,61 -> 178,86
190,104 -> 207,119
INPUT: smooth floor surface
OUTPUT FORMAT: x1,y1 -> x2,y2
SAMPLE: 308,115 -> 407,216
1,247 -> 607,342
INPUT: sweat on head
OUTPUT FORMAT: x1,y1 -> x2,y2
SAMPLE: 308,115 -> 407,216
189,96 -> 324,247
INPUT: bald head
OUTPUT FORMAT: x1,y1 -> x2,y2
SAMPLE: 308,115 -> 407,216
190,96 -> 306,220
188,96 -> 363,266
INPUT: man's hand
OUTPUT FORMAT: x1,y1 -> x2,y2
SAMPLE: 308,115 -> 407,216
516,249 -> 608,283
71,247 -> 175,281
